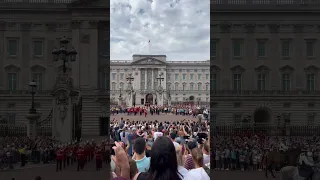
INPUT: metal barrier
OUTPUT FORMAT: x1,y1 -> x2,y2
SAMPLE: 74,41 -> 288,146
0,124 -> 27,137
214,124 -> 320,136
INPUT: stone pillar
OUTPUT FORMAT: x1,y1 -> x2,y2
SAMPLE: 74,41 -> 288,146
145,68 -> 147,90
52,74 -> 77,142
151,68 -> 154,90
26,113 -> 40,140
118,97 -> 123,106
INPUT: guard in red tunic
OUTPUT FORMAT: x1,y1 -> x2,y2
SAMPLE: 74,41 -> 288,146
77,146 -> 85,171
95,147 -> 102,171
56,147 -> 63,172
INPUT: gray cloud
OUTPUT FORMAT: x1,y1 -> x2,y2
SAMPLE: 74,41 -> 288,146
110,0 -> 210,61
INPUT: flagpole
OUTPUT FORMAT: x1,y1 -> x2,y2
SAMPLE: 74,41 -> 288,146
148,40 -> 151,55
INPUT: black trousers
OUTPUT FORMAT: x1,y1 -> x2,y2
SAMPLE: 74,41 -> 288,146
56,160 -> 62,172
20,154 -> 26,167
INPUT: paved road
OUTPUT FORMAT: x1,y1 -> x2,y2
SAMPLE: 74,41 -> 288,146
0,160 -> 110,180
111,113 -> 198,122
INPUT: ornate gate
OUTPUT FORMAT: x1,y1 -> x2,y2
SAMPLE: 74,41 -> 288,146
73,96 -> 82,141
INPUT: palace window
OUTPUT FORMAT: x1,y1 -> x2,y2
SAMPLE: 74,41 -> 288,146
232,39 -> 242,57
32,73 -> 43,91
182,74 -> 186,80
175,74 -> 179,80
112,73 -> 116,80
7,73 -> 17,91
120,82 -> 124,89
306,40 -> 315,57
120,73 -> 124,80
33,40 -> 43,56
167,74 -> 171,80
111,82 -> 116,90
307,74 -> 316,91
282,74 -> 291,91
182,83 -> 186,91
174,82 -> 179,90
190,74 -> 194,80
205,83 -> 209,91
257,73 -> 266,91
257,41 -> 266,57
198,83 -> 202,91
198,74 -> 202,80
190,83 -> 194,91
281,40 -> 291,57
205,74 -> 209,80
7,38 -> 19,56
233,74 -> 242,91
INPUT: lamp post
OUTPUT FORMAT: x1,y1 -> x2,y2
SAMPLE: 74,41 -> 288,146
29,80 -> 37,114
26,80 -> 40,140
52,36 -> 78,73
119,87 -> 122,98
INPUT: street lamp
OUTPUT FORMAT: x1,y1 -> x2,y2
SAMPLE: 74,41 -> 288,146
52,36 -> 78,73
29,80 -> 37,114
119,87 -> 122,98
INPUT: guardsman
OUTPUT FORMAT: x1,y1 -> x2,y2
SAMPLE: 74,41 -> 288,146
95,146 -> 102,171
56,146 -> 63,172
77,146 -> 85,171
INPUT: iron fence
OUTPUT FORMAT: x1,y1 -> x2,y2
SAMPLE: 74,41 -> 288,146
0,124 -> 27,137
213,124 -> 320,136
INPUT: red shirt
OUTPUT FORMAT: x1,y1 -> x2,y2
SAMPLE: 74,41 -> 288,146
56,149 -> 63,160
77,149 -> 85,160
95,150 -> 102,160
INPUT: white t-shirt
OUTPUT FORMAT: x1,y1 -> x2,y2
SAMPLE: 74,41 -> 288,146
183,167 -> 210,180
203,154 -> 210,165
178,165 -> 189,179
153,132 -> 163,140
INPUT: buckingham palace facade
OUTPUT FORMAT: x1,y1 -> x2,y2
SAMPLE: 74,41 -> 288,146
110,55 -> 210,106
211,0 -> 320,126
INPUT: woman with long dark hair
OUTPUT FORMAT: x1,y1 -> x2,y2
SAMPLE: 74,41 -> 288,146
133,136 -> 182,180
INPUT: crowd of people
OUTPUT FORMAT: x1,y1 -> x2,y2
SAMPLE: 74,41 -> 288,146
212,132 -> 320,172
0,136 -> 111,172
110,105 -> 209,119
109,116 -> 210,180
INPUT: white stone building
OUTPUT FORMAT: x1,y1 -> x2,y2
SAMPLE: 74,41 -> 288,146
110,55 -> 210,106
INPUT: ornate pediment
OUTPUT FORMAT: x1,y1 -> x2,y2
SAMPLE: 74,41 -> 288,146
4,64 -> 20,72
68,0 -> 109,8
304,65 -> 319,73
279,65 -> 294,73
255,65 -> 270,73
211,65 -> 221,72
30,64 -> 46,72
132,57 -> 165,65
230,65 -> 245,73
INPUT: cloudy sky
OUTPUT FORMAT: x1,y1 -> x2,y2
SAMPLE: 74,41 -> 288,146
110,0 -> 210,61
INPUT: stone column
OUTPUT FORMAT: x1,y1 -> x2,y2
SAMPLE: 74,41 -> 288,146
145,68 -> 147,90
151,68 -> 154,90
26,113 -> 40,140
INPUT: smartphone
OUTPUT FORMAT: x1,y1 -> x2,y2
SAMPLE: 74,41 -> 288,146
110,143 -> 115,155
